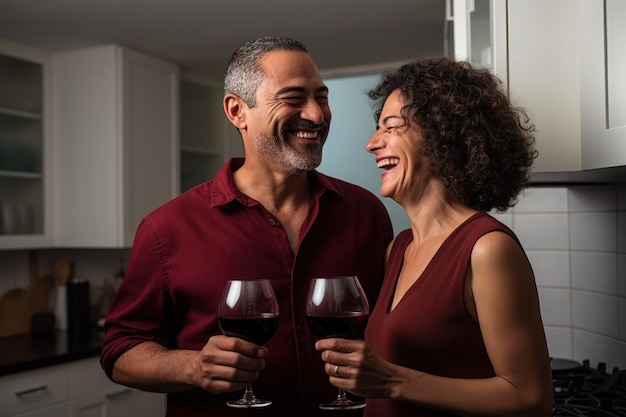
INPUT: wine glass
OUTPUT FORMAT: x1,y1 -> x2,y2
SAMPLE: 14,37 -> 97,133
305,276 -> 369,410
218,279 -> 280,408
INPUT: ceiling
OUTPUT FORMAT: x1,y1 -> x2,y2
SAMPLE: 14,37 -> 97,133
0,0 -> 447,81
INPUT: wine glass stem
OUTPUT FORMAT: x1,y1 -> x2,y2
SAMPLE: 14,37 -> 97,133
336,388 -> 349,402
242,382 -> 257,402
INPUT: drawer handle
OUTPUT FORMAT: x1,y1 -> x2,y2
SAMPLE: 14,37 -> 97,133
106,388 -> 133,399
15,385 -> 48,397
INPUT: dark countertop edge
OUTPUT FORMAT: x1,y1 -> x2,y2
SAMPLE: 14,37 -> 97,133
0,347 -> 101,376
0,328 -> 104,377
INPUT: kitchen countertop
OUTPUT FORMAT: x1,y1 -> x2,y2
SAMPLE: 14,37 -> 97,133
0,328 -> 103,376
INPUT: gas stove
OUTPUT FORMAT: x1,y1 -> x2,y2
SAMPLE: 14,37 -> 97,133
551,358 -> 626,416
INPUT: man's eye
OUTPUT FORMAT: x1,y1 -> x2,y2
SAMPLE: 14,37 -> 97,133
283,96 -> 305,103
316,96 -> 329,104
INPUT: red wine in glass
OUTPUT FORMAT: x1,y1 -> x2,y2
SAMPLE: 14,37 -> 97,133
218,279 -> 280,408
305,313 -> 368,340
219,315 -> 279,346
305,276 -> 369,410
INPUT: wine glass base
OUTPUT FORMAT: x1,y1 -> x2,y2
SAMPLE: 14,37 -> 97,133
319,400 -> 366,410
226,399 -> 272,408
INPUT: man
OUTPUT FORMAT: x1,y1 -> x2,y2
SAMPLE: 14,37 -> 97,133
101,36 -> 393,417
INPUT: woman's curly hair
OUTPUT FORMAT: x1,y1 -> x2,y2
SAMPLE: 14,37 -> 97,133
368,57 -> 538,212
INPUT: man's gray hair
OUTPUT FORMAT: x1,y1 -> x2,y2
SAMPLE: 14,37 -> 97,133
224,36 -> 309,107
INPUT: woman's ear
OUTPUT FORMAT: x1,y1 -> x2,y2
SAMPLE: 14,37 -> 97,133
224,94 -> 247,129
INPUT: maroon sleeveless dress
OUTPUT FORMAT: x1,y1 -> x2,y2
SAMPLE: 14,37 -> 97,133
364,212 -> 525,416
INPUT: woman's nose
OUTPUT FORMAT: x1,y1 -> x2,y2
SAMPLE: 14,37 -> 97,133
366,132 -> 383,153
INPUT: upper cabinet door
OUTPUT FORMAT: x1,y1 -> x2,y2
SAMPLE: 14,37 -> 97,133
580,0 -> 626,170
507,0 -> 582,173
449,0 -> 626,179
0,40 -> 53,249
54,45 -> 179,247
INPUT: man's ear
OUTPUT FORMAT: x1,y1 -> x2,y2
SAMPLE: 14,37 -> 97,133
224,94 -> 247,129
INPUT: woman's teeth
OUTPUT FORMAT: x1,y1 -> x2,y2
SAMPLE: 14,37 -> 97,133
377,158 -> 400,169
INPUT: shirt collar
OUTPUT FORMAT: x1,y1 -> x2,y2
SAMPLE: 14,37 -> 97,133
210,158 -> 343,208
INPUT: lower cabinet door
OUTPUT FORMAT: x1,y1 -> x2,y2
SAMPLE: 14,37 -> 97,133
13,403 -> 70,417
105,389 -> 166,417
69,393 -> 106,417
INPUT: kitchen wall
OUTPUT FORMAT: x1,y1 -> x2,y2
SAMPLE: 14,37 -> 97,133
492,184 -> 626,371
0,248 -> 129,323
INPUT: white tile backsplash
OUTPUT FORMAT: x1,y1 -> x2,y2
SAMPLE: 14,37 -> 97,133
544,326 -> 573,359
618,212 -> 626,253
620,298 -> 626,340
570,212 -> 617,252
572,290 -> 619,338
527,251 -> 570,287
619,254 -> 626,297
570,251 -> 618,293
617,184 -> 626,210
514,187 -> 569,212
489,212 -> 513,229
569,185 -> 617,212
514,213 -> 569,250
538,288 -> 572,326
515,184 -> 624,368
573,330 -> 620,370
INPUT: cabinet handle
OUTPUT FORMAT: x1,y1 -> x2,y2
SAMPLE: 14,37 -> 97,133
106,388 -> 133,399
15,385 -> 48,397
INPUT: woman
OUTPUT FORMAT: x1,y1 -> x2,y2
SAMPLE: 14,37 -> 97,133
315,57 -> 554,417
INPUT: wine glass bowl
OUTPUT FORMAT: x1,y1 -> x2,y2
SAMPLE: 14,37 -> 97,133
218,279 -> 280,408
305,276 -> 369,410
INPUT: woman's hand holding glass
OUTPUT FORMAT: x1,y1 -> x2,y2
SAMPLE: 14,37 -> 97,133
305,276 -> 370,410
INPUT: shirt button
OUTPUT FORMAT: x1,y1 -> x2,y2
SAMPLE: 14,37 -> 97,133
269,218 -> 276,226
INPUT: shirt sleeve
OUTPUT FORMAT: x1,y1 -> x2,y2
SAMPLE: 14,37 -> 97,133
100,216 -> 173,380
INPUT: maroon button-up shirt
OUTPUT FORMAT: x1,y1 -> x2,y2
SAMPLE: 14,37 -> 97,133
101,158 -> 393,417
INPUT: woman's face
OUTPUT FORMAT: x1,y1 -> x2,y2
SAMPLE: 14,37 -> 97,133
366,89 -> 429,205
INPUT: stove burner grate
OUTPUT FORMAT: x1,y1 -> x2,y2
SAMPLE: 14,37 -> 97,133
552,359 -> 626,417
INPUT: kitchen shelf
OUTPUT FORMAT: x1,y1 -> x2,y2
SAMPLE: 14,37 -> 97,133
0,107 -> 41,120
0,170 -> 42,179
0,42 -> 50,245
179,77 -> 240,193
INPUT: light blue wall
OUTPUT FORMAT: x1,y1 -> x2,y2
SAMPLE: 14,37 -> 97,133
318,74 -> 410,235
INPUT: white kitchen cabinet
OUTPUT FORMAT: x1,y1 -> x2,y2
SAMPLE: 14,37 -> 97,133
451,0 -> 626,178
53,45 -> 179,247
507,0 -> 626,175
179,75 -> 242,193
0,40 -> 54,249
579,0 -> 626,170
69,357 -> 165,417
0,357 -> 166,417
103,386 -> 166,417
0,362 -> 69,416
506,0 -> 583,174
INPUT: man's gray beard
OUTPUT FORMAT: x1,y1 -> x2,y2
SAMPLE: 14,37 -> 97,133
252,133 -> 322,173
